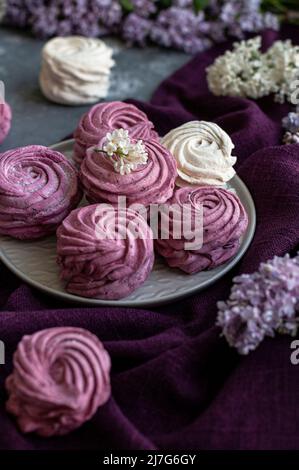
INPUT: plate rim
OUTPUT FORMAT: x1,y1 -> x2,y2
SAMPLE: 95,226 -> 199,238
0,139 -> 256,308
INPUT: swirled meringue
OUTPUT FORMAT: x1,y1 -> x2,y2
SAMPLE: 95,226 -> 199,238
6,327 -> 111,436
155,186 -> 248,274
73,101 -> 158,163
161,121 -> 237,187
0,102 -> 12,144
80,138 -> 176,206
39,36 -> 114,105
0,145 -> 82,239
57,204 -> 154,299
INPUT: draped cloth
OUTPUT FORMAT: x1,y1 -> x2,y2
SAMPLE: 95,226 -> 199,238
0,25 -> 299,449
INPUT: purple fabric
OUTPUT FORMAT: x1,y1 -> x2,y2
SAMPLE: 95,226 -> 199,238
1,25 -> 299,450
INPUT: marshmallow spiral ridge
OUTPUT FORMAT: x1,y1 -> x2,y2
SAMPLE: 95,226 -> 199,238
155,186 -> 248,274
162,121 -> 237,186
40,36 -> 114,106
57,205 -> 154,299
6,327 -> 111,437
0,145 -> 82,239
73,101 -> 158,163
80,138 -> 177,206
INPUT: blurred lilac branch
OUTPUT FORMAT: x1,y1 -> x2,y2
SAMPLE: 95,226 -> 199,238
1,1 -> 283,53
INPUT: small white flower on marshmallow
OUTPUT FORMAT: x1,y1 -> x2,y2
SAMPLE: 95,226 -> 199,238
99,128 -> 148,175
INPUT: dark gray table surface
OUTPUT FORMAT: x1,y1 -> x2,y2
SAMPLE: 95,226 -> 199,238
0,27 -> 190,151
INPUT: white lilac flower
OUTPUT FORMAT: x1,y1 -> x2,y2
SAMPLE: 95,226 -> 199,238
217,254 -> 299,355
103,128 -> 130,156
283,131 -> 299,145
207,36 -> 299,103
101,128 -> 148,175
207,37 -> 275,99
264,40 -> 299,103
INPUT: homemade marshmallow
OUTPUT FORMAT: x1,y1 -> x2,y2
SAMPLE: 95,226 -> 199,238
155,186 -> 248,274
73,101 -> 158,163
80,138 -> 177,206
6,327 -> 111,436
0,145 -> 82,239
161,121 -> 237,187
40,36 -> 115,105
57,205 -> 154,300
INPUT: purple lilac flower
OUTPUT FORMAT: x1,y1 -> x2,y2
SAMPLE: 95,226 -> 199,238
240,0 -> 278,32
208,21 -> 226,43
207,0 -> 223,16
217,254 -> 299,355
173,0 -> 193,6
239,12 -> 264,33
4,0 -> 31,28
31,5 -> 61,38
122,13 -> 152,46
98,0 -> 122,28
220,2 -> 240,24
72,16 -> 102,38
282,112 -> 299,133
4,0 -> 123,38
3,0 -> 281,52
151,7 -> 211,54
96,0 -> 112,6
219,0 -> 278,38
262,11 -> 279,30
244,0 -> 262,12
131,0 -> 157,18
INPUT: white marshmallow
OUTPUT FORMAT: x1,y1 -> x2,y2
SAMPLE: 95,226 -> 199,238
39,36 -> 115,106
162,121 -> 237,187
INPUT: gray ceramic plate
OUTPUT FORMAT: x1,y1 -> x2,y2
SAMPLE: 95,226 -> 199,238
0,139 -> 256,307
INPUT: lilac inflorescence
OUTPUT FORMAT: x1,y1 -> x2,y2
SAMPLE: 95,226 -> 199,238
217,254 -> 299,355
3,0 -> 279,54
